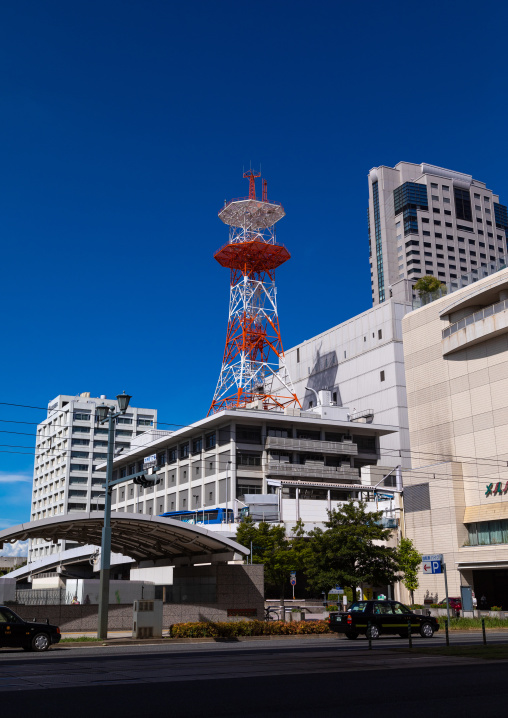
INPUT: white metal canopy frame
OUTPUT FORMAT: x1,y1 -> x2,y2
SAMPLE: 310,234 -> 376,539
0,512 -> 250,564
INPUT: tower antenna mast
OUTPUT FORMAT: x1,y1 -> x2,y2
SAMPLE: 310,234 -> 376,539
209,172 -> 300,414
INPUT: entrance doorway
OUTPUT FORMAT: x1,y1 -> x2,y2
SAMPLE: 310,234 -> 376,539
472,569 -> 508,610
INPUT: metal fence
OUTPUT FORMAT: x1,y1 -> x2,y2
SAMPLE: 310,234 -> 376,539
16,589 -> 69,605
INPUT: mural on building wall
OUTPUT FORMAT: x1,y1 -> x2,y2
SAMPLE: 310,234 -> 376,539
302,347 -> 341,410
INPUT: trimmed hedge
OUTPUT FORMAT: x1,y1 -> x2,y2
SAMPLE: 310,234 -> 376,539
169,620 -> 331,638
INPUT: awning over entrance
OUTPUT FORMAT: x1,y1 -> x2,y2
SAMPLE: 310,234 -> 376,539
0,512 -> 250,563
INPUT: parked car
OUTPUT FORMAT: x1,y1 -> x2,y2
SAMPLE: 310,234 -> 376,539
0,606 -> 61,651
328,600 -> 439,640
436,597 -> 462,614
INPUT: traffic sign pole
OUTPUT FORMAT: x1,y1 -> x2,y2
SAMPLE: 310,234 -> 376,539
443,562 -> 451,635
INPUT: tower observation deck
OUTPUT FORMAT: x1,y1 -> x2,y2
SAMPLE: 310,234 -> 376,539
209,172 -> 300,415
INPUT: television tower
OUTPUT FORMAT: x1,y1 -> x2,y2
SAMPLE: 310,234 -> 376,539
209,171 -> 300,414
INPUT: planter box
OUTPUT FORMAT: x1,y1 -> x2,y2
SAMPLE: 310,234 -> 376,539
290,612 -> 302,622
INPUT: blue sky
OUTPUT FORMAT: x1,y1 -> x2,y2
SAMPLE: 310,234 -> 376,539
1,0 -> 508,531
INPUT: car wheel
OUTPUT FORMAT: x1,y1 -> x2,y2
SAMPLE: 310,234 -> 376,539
420,623 -> 434,638
32,633 -> 50,652
345,631 -> 359,640
366,624 -> 380,640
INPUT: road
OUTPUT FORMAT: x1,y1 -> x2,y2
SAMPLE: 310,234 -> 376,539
1,633 -> 507,717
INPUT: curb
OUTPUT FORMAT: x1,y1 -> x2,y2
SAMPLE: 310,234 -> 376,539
60,633 -> 337,647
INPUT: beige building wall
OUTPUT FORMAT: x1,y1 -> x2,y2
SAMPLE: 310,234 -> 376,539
402,267 -> 508,606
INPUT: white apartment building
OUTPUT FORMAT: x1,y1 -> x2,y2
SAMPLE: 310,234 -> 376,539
29,393 -> 157,562
368,162 -> 508,306
283,299 -> 411,469
108,403 -> 401,534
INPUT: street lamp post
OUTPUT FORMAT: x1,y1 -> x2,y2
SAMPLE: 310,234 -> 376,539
225,460 -> 232,525
96,392 -> 132,640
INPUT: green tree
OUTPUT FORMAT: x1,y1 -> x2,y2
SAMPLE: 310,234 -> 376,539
413,275 -> 447,297
397,537 -> 421,604
236,517 -> 308,618
304,501 -> 400,603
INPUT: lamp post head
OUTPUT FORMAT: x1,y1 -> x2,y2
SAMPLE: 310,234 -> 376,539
95,403 -> 110,423
116,391 -> 132,413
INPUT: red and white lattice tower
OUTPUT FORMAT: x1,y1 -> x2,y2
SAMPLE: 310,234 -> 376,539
209,171 -> 300,415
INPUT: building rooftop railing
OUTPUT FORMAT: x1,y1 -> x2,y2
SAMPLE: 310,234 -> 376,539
442,297 -> 508,338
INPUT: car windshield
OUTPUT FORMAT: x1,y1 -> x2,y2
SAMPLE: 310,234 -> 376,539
348,601 -> 368,613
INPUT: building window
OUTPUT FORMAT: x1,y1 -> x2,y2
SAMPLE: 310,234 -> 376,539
192,438 -> 202,454
378,329 -> 382,339
454,188 -> 472,221
205,432 -> 216,450
372,181 -> 385,302
296,347 -> 300,363
73,413 -> 90,422
236,426 -> 262,444
237,452 -> 262,466
380,371 -> 385,382
137,418 -> 153,427
467,519 -> 508,546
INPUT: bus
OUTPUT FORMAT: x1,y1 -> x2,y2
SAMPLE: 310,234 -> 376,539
159,508 -> 234,525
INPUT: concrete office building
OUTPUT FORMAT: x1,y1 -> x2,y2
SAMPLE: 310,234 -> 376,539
402,267 -> 508,607
29,393 -> 157,562
283,299 -> 412,470
368,162 -> 508,306
108,401 -> 401,532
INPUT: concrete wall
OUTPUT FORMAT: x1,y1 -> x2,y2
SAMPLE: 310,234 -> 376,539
284,299 -> 411,468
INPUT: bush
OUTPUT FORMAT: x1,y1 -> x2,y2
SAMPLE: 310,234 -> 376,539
410,604 -> 424,610
169,620 -> 331,638
491,606 -> 502,611
327,605 -> 339,612
430,603 -> 440,608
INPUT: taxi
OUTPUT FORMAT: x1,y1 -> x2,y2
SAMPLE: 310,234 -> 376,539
329,600 -> 439,640
0,606 -> 61,651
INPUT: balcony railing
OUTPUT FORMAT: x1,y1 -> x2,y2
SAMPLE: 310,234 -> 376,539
442,297 -> 508,338
266,462 -> 359,481
265,436 -> 358,455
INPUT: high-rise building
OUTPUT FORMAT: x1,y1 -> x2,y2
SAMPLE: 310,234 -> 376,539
368,162 -> 508,306
29,393 -> 157,562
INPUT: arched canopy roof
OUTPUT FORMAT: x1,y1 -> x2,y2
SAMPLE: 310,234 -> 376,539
0,512 -> 249,563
